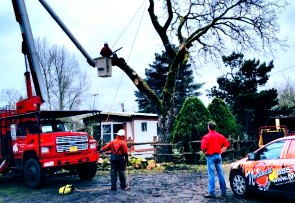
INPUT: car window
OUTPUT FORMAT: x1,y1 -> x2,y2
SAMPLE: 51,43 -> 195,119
257,140 -> 285,160
286,140 -> 295,159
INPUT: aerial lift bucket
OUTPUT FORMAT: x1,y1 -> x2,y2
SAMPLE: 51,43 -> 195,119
94,57 -> 112,77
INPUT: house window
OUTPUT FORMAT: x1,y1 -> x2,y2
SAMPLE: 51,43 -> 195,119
141,122 -> 147,132
102,124 -> 111,143
101,123 -> 124,144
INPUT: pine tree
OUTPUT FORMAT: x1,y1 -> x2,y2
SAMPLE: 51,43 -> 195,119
207,52 -> 278,140
171,96 -> 211,152
135,49 -> 203,114
208,98 -> 239,139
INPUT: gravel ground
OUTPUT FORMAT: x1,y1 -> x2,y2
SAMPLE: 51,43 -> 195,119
0,164 -> 290,203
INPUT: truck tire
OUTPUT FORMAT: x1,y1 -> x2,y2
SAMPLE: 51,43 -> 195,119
77,162 -> 97,181
24,159 -> 45,188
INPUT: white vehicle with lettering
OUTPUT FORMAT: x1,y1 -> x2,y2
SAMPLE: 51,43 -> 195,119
229,136 -> 295,199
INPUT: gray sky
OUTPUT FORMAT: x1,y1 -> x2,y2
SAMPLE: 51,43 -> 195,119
1,0 -> 295,112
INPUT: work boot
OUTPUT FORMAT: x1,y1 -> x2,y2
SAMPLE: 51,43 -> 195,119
111,187 -> 117,191
121,187 -> 129,191
204,193 -> 216,198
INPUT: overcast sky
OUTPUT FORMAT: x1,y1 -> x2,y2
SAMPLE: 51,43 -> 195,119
1,0 -> 295,112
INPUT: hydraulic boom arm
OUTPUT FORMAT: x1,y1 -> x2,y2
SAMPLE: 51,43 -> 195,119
39,0 -> 96,67
12,0 -> 48,103
12,0 -> 98,113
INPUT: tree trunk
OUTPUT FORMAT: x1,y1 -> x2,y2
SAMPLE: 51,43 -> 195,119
155,109 -> 175,163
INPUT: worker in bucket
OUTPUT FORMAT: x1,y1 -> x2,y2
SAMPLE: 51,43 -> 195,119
100,129 -> 129,191
100,42 -> 113,57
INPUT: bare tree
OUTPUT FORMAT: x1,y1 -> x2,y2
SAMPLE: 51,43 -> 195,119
111,0 -> 288,159
35,38 -> 90,110
35,38 -> 54,110
0,88 -> 22,110
277,76 -> 295,108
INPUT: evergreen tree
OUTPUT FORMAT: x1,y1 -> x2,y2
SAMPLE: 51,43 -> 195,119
135,49 -> 203,114
171,96 -> 211,152
207,52 -> 278,140
208,98 -> 239,139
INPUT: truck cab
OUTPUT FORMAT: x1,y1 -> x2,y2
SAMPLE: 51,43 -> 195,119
0,110 -> 99,188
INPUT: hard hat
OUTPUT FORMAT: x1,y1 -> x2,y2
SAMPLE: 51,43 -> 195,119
117,129 -> 125,136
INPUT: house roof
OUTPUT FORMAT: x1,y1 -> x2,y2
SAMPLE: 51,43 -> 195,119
82,111 -> 158,123
101,111 -> 158,117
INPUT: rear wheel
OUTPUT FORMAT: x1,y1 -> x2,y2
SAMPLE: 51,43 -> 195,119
230,171 -> 249,198
77,162 -> 97,181
24,159 -> 45,188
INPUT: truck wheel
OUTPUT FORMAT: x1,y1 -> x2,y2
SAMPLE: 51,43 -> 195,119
77,162 -> 97,181
24,159 -> 45,188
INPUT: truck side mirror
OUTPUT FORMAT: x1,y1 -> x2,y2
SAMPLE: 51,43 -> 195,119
10,124 -> 17,141
248,152 -> 255,160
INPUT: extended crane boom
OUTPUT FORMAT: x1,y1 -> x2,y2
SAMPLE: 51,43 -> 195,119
12,0 -> 48,103
38,0 -> 96,67
12,0 -> 111,113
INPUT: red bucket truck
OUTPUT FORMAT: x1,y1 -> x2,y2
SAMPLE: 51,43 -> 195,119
0,0 -> 102,188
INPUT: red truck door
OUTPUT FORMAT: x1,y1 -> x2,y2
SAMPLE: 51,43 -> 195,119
12,123 -> 29,159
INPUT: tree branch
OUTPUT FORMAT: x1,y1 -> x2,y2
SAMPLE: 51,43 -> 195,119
112,55 -> 164,115
148,0 -> 175,58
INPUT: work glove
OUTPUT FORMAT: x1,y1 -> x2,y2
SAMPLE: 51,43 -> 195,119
126,160 -> 131,166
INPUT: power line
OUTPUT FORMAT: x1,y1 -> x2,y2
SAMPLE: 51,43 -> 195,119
111,0 -> 147,49
108,0 -> 147,112
270,65 -> 295,75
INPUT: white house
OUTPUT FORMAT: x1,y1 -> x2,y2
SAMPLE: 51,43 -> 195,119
83,111 -> 158,158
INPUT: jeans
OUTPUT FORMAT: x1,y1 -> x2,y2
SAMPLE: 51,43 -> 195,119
110,154 -> 127,189
206,154 -> 226,195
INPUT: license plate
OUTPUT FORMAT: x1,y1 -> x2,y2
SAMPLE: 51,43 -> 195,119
69,146 -> 78,152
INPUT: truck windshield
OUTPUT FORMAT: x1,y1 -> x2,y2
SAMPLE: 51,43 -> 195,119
26,121 -> 70,134
42,122 -> 70,133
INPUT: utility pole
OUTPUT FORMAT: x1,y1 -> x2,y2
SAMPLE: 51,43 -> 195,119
92,93 -> 99,110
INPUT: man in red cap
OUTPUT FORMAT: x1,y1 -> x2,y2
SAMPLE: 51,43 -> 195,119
100,129 -> 128,191
100,42 -> 113,57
